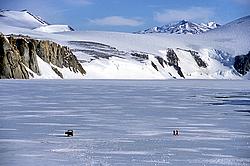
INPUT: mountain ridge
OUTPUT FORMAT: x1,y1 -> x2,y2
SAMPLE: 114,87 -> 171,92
135,20 -> 220,34
0,33 -> 85,79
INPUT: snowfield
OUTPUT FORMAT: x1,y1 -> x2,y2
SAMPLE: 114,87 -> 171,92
0,80 -> 249,166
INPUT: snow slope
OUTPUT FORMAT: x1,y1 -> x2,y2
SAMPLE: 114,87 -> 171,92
61,16 -> 250,79
199,15 -> 250,55
136,20 -> 220,34
34,25 -> 74,33
0,10 -> 74,33
0,10 -> 48,29
0,10 -> 249,79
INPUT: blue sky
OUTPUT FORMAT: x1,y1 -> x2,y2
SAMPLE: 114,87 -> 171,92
1,0 -> 250,32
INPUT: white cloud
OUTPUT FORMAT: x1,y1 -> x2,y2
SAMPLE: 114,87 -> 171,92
89,16 -> 143,26
154,7 -> 215,23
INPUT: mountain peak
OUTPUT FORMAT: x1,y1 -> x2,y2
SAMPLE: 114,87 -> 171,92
135,20 -> 220,34
179,20 -> 189,24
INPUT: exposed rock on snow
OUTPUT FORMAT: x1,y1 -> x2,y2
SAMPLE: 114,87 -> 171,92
177,48 -> 207,68
234,52 -> 250,75
165,48 -> 185,78
131,52 -> 149,61
0,33 -> 85,79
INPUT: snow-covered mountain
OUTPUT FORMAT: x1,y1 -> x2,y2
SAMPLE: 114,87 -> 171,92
136,20 -> 220,34
0,9 -> 74,33
0,10 -> 249,79
0,9 -> 48,29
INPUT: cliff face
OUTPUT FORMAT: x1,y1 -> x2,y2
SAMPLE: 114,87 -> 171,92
0,33 -> 85,79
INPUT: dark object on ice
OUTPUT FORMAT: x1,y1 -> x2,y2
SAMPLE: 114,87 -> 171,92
65,130 -> 74,137
173,130 -> 179,136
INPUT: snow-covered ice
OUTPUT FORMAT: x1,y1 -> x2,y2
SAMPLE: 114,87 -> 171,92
0,80 -> 249,166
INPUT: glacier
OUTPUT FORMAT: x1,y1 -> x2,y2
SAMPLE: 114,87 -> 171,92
0,80 -> 249,166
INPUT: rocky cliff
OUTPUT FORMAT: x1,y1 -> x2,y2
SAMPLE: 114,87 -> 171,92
0,33 -> 85,79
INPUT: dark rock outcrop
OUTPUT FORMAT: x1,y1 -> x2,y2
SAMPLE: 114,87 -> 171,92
234,52 -> 250,75
166,48 -> 185,78
177,48 -> 207,68
51,66 -> 63,79
155,56 -> 168,68
151,61 -> 158,71
189,50 -> 207,68
131,52 -> 149,60
0,33 -> 85,79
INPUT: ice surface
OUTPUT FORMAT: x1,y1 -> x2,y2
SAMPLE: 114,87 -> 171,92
0,80 -> 249,166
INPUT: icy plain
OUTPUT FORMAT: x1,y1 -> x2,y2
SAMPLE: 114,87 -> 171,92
0,80 -> 249,166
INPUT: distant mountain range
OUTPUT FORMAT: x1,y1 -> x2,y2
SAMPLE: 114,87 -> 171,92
135,20 -> 220,34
